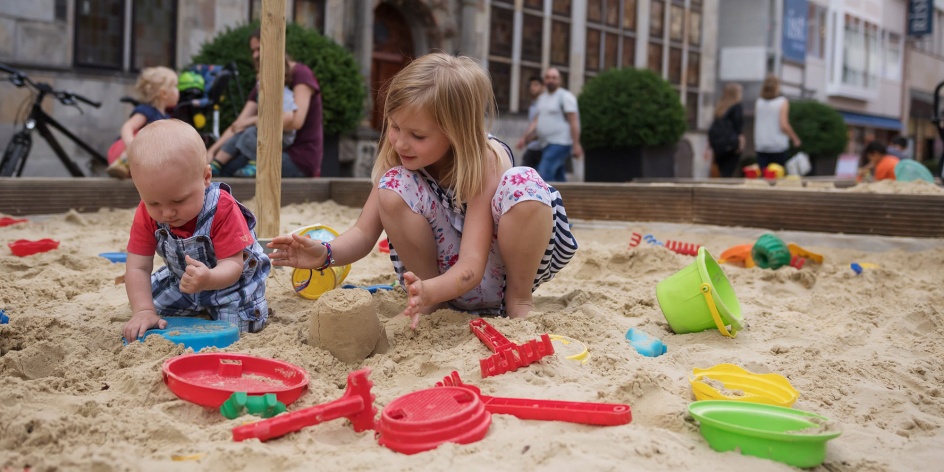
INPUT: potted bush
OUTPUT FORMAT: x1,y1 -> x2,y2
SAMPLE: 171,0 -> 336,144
191,21 -> 366,177
788,101 -> 847,176
578,68 -> 686,181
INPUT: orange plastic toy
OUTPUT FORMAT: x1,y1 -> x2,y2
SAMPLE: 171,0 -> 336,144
718,244 -> 755,268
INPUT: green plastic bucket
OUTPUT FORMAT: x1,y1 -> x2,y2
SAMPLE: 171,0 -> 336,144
656,247 -> 743,337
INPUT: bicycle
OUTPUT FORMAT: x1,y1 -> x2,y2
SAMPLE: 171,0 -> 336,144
0,62 -> 107,177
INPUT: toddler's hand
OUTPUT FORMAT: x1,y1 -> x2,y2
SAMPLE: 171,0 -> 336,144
267,233 -> 326,269
123,310 -> 167,343
401,271 -> 427,330
180,255 -> 211,294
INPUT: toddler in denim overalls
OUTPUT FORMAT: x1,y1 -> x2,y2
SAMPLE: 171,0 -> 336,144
121,120 -> 270,343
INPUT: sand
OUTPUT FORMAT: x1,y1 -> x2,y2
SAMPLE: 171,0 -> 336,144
2,183 -> 944,471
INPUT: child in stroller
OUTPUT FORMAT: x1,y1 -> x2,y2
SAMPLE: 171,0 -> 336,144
174,63 -> 244,147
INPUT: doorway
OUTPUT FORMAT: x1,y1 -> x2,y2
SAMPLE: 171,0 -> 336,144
371,3 -> 414,130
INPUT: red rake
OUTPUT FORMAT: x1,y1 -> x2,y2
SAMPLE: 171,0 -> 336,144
628,232 -> 643,248
664,240 -> 701,256
435,371 -> 632,426
232,368 -> 376,442
469,319 -> 554,378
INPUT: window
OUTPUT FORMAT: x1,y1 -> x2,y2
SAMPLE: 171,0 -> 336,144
75,0 -> 177,71
489,5 -> 514,58
840,15 -> 887,89
551,19 -> 571,66
645,0 -> 701,129
688,10 -> 701,47
294,0 -> 325,32
132,0 -> 177,70
884,32 -> 901,80
807,3 -> 826,59
487,3 -> 514,112
487,0 -> 567,113
842,15 -> 865,87
585,0 -> 636,79
866,23 -> 880,87
75,0 -> 125,69
669,4 -> 684,42
650,0 -> 664,38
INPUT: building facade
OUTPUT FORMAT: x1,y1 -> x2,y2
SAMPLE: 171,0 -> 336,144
717,0 -> 913,169
904,0 -> 944,168
1,0 -> 719,178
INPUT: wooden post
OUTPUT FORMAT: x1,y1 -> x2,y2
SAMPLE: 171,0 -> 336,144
255,0 -> 286,239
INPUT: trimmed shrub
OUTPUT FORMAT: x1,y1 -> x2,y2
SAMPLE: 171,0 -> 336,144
788,101 -> 847,161
578,68 -> 687,149
190,21 -> 366,136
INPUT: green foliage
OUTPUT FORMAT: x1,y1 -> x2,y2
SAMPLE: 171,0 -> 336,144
578,68 -> 687,149
190,21 -> 366,136
788,101 -> 847,160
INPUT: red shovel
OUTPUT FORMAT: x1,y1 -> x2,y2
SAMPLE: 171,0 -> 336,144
435,371 -> 632,426
232,368 -> 376,442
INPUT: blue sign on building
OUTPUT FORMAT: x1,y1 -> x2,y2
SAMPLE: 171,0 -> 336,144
782,0 -> 808,63
908,0 -> 933,37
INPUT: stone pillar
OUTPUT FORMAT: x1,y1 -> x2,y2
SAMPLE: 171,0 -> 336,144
460,0 -> 480,57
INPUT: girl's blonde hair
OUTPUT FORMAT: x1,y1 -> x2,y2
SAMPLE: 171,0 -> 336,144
371,53 -> 498,206
760,74 -> 781,100
135,66 -> 177,105
714,83 -> 742,118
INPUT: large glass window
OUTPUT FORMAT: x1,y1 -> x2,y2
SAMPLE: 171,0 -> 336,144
294,0 -> 325,32
76,0 -> 177,71
842,15 -> 865,87
585,0 -> 637,79
807,3 -> 826,59
646,0 -> 701,129
132,0 -> 177,70
75,0 -> 125,69
884,32 -> 901,81
488,3 -> 514,112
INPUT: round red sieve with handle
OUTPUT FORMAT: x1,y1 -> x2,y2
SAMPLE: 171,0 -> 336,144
376,386 -> 491,454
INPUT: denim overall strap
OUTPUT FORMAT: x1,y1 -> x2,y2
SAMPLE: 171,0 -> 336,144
153,184 -> 221,280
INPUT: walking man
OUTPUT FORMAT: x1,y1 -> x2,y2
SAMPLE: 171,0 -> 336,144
516,68 -> 582,182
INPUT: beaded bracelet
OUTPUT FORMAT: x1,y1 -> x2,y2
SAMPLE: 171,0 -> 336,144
315,241 -> 334,274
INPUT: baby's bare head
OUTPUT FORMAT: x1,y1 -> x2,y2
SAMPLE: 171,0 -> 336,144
128,120 -> 207,178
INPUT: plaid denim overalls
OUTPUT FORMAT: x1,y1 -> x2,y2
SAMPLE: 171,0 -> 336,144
150,182 -> 270,332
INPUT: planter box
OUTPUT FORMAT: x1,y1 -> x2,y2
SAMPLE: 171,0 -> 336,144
585,147 -> 642,182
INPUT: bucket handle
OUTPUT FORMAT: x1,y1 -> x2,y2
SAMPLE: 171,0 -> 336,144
699,283 -> 737,338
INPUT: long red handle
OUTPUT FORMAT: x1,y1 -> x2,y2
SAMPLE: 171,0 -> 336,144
478,395 -> 631,426
232,396 -> 364,442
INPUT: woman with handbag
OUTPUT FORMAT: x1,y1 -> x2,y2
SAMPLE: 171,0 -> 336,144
707,83 -> 745,177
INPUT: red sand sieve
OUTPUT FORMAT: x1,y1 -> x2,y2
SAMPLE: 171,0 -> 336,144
376,386 -> 491,455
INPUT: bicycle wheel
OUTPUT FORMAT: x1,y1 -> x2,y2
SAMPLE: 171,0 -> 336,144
0,133 -> 32,177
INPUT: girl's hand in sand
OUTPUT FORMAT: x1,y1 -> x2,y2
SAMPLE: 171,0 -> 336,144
180,255 -> 210,294
123,310 -> 167,343
401,271 -> 428,329
267,233 -> 326,269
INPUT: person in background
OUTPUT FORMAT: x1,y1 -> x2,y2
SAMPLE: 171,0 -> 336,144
520,76 -> 545,170
516,67 -> 582,182
206,28 -> 323,178
106,66 -> 178,179
753,75 -> 801,169
708,83 -> 745,177
857,141 -> 900,182
886,136 -> 910,160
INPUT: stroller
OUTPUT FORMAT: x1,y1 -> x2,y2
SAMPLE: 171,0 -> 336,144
174,63 -> 245,147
